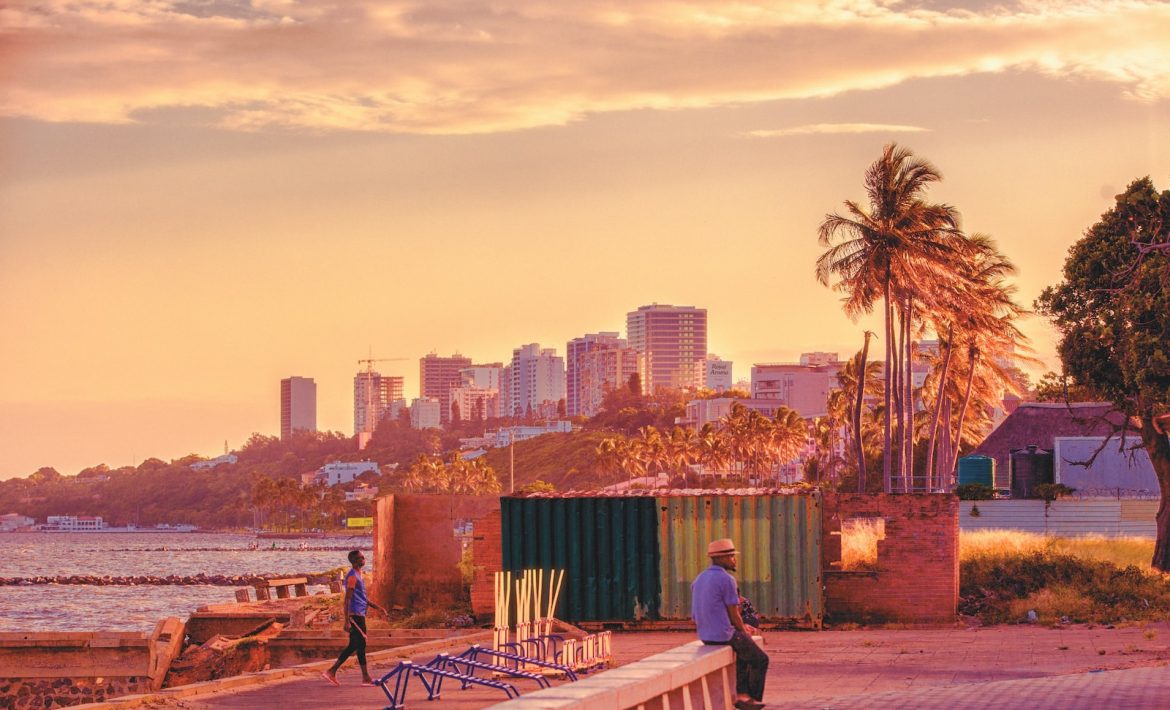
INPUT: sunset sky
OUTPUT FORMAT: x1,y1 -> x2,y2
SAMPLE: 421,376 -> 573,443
2,0 -> 1169,479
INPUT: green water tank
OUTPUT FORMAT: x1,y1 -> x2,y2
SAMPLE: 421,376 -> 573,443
957,455 -> 995,487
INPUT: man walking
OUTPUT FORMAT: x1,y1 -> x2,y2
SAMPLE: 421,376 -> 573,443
322,549 -> 385,686
692,538 -> 768,709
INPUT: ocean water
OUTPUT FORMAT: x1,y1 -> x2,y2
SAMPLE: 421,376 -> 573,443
0,532 -> 371,632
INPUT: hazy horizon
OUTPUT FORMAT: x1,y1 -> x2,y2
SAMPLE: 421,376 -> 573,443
2,0 -> 1169,479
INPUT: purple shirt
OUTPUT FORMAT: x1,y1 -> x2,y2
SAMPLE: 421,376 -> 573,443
691,564 -> 738,642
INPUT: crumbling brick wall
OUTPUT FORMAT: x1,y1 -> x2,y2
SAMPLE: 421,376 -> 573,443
822,493 -> 959,624
469,509 -> 502,617
371,494 -> 500,612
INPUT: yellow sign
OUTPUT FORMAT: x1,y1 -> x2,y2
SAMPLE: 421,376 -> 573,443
347,517 -> 374,528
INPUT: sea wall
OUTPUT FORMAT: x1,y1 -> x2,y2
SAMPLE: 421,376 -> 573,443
0,619 -> 183,710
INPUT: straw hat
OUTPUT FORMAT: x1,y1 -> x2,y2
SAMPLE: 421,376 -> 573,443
707,538 -> 736,557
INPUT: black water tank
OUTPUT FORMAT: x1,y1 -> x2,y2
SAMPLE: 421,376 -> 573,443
1010,445 -> 1054,499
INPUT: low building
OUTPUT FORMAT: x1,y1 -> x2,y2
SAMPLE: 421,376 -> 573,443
0,513 -> 35,532
42,515 -> 104,531
345,484 -> 379,502
314,461 -> 380,486
189,453 -> 238,471
492,421 -> 573,446
682,397 -> 797,429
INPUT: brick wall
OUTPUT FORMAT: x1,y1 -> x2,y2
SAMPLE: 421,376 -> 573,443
371,495 -> 499,611
822,493 -> 959,624
469,509 -> 503,618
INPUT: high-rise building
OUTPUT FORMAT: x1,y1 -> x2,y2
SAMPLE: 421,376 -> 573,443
626,304 -> 708,392
410,397 -> 442,430
420,352 -> 472,424
353,371 -> 405,436
449,384 -> 500,421
502,344 -> 566,418
705,355 -> 733,393
280,376 -> 317,440
577,345 -> 641,417
566,332 -> 625,417
460,363 -> 503,390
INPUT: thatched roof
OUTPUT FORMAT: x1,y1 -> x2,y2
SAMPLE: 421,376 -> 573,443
971,402 -> 1125,488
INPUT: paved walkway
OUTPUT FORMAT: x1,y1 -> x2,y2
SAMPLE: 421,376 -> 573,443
97,624 -> 1170,708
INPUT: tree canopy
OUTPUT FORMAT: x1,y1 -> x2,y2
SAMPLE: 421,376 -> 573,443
1036,176 -> 1170,569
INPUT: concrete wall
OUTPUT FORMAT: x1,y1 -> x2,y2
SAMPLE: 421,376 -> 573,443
960,499 -> 1158,536
0,619 -> 183,709
823,494 -> 959,625
371,494 -> 500,611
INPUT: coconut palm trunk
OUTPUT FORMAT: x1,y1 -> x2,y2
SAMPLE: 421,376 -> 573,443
883,274 -> 894,493
853,332 -> 872,493
950,348 -> 979,483
926,326 -> 954,491
903,296 -> 915,492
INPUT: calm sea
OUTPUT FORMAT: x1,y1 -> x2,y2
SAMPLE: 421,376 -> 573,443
0,532 -> 371,633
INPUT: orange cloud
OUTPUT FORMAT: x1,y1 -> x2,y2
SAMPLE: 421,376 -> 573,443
2,1 -> 1168,133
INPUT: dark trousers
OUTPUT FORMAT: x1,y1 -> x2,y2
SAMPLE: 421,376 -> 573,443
330,615 -> 367,673
705,630 -> 768,701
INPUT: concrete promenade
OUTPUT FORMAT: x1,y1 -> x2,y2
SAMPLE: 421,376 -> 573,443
82,623 -> 1170,708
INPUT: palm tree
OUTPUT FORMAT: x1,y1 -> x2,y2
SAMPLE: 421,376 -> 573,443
817,144 -> 962,492
696,423 -> 728,484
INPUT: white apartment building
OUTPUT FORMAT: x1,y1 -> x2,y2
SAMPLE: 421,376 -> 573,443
410,397 -> 442,429
449,384 -> 500,421
577,345 -> 640,417
705,355 -> 733,393
751,360 -> 844,418
460,364 -> 503,390
315,461 -> 380,486
502,344 -> 566,418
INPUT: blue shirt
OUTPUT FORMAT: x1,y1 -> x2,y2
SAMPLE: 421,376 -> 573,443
346,568 -> 368,616
691,564 -> 738,642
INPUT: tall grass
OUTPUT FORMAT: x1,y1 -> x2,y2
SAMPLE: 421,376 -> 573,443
959,529 -> 1168,624
962,530 -> 1155,569
840,518 -> 884,570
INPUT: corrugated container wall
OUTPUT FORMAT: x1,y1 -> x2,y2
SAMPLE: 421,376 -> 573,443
501,493 -> 823,627
658,494 -> 822,626
501,497 -> 661,622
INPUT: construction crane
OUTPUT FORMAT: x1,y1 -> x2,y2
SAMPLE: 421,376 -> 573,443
356,352 -> 409,445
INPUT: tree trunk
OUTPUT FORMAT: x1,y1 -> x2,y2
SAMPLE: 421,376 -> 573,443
926,327 -> 954,491
883,274 -> 894,493
854,331 -> 872,493
903,296 -> 915,493
950,349 -> 979,479
892,302 -> 904,491
1141,413 -> 1170,571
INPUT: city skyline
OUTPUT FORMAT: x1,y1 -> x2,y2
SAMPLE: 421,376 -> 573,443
2,1 -> 1169,478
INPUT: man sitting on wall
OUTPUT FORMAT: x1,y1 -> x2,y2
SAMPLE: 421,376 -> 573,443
691,538 -> 769,709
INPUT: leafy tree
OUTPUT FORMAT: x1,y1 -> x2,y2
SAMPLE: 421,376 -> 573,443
1033,371 -> 1101,403
1036,177 -> 1170,570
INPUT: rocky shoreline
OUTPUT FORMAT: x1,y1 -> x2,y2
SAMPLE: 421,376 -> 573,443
0,572 -> 337,587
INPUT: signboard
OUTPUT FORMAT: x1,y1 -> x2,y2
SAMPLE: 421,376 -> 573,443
346,517 -> 374,528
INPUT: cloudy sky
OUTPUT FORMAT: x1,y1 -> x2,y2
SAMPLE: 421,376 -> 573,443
2,0 -> 1169,478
